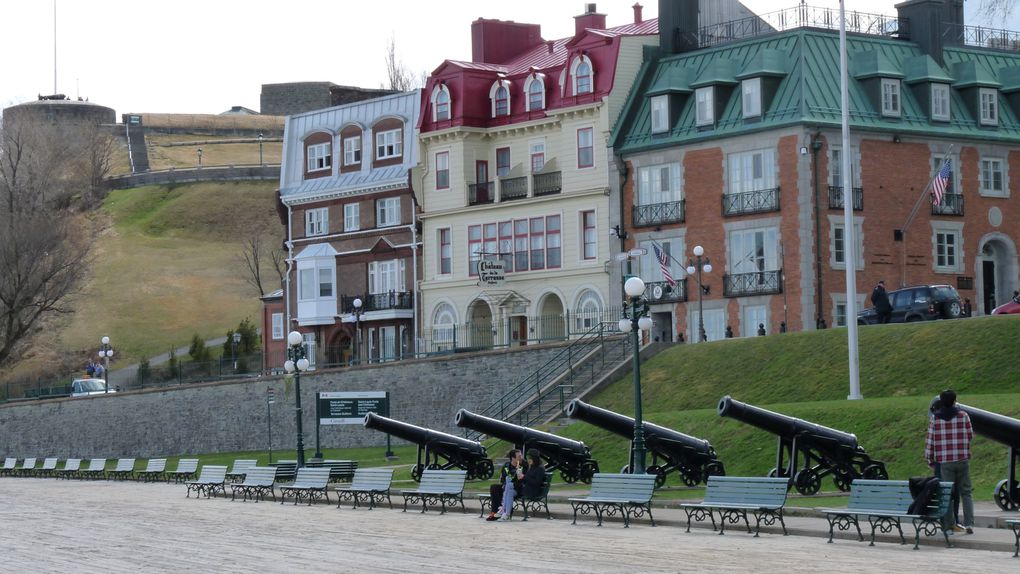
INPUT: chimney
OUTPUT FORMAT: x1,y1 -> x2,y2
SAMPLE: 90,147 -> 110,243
574,3 -> 607,36
471,18 -> 544,64
659,0 -> 700,54
633,3 -> 643,24
895,0 -> 962,66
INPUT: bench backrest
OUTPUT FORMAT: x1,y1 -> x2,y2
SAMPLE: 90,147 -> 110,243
195,465 -> 228,484
241,466 -> 277,486
20,457 -> 37,470
350,467 -> 394,490
2,458 -> 16,470
320,459 -> 358,480
172,459 -> 199,474
272,461 -> 297,481
418,469 -> 467,492
588,473 -> 657,501
228,459 -> 257,475
113,458 -> 136,472
292,467 -> 331,488
62,458 -> 81,472
702,476 -> 790,507
847,479 -> 953,518
143,458 -> 167,473
85,458 -> 106,472
41,458 -> 59,471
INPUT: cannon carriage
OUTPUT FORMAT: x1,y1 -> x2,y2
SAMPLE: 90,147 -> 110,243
454,409 -> 599,484
565,399 -> 724,487
717,395 -> 887,495
363,412 -> 494,482
959,403 -> 1020,510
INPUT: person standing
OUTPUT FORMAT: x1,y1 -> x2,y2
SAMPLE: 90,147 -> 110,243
925,389 -> 974,534
871,280 -> 893,324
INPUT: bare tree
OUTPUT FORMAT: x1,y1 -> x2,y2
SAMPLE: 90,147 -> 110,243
238,234 -> 285,297
977,0 -> 1017,25
385,35 -> 424,92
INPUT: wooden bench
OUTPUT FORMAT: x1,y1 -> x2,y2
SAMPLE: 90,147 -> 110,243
229,467 -> 277,502
0,458 -> 17,476
15,457 -> 38,477
569,473 -> 657,528
56,458 -> 81,479
185,465 -> 228,499
78,458 -> 108,480
225,459 -> 257,483
136,459 -> 167,483
37,458 -> 60,478
1007,519 -> 1020,557
314,459 -> 359,483
335,467 -> 395,509
271,460 -> 297,483
401,469 -> 467,514
106,458 -> 136,481
817,479 -> 954,549
167,459 -> 199,483
279,467 -> 331,505
478,471 -> 554,521
679,476 -> 789,536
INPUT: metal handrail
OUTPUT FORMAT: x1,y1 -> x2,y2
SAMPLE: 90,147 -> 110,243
722,187 -> 781,216
827,186 -> 864,211
723,269 -> 785,297
633,200 -> 685,227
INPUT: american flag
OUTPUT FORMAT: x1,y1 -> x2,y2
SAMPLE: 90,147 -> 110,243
931,159 -> 952,205
653,244 -> 676,288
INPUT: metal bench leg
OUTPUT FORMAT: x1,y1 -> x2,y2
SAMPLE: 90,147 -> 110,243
647,504 -> 655,527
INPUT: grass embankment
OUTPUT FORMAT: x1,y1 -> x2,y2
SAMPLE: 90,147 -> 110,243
146,134 -> 282,170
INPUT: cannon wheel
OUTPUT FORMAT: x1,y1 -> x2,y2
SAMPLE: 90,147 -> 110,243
580,461 -> 599,484
646,465 -> 668,489
702,461 -> 725,483
793,468 -> 821,495
475,459 -> 494,481
862,463 -> 888,480
410,463 -> 425,482
832,469 -> 853,492
560,470 -> 579,484
679,466 -> 700,487
994,479 -> 1020,511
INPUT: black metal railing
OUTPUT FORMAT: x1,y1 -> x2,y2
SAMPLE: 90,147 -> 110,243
932,193 -> 964,216
468,182 -> 494,206
945,23 -> 1020,52
698,4 -> 909,48
827,186 -> 863,211
723,270 -> 784,297
644,279 -> 688,303
633,200 -> 685,227
341,292 -> 413,313
722,187 -> 780,216
532,171 -> 562,196
500,176 -> 528,201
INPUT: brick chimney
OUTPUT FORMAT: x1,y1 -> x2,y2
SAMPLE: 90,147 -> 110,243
471,18 -> 544,64
575,3 -> 607,35
633,3 -> 643,24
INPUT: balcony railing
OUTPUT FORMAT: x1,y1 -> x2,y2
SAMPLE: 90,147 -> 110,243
931,193 -> 964,216
341,292 -> 413,314
698,5 -> 909,49
723,270 -> 784,297
468,182 -> 494,206
722,187 -> 780,216
533,171 -> 562,197
633,200 -> 685,227
500,176 -> 528,202
827,186 -> 863,211
644,278 -> 688,303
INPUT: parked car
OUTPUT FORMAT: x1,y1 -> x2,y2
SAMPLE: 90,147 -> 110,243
70,378 -> 114,397
858,284 -> 963,324
992,292 -> 1020,315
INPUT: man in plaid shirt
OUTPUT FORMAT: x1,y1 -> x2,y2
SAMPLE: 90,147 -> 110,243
925,389 -> 974,533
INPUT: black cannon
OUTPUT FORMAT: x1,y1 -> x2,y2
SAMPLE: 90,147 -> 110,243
363,412 -> 493,482
717,395 -> 887,495
959,403 -> 1020,511
454,409 -> 599,484
565,399 -> 724,488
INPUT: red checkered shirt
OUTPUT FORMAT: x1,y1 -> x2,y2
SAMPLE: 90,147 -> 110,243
925,409 -> 973,464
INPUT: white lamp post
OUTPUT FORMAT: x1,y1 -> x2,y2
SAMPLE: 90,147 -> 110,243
686,246 -> 712,342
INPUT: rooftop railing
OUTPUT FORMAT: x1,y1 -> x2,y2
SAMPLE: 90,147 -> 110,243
698,4 -> 909,48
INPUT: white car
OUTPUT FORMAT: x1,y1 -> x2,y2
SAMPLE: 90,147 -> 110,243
70,378 -> 114,397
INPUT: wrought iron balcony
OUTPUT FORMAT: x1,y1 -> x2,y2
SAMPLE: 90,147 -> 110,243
533,171 -> 562,197
633,200 -> 685,227
644,278 -> 688,303
931,193 -> 964,216
827,186 -> 863,211
698,5 -> 909,49
723,270 -> 784,297
468,182 -> 494,206
341,292 -> 413,314
722,187 -> 780,216
500,176 -> 528,202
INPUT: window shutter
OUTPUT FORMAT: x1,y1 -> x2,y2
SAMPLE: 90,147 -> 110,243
368,262 -> 377,294
399,259 -> 406,292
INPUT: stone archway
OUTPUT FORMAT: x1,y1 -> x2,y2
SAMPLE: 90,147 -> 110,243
468,300 -> 494,348
977,234 -> 1019,315
537,293 -> 566,342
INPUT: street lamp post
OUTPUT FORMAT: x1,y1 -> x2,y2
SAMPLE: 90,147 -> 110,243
284,331 -> 310,468
98,336 -> 113,393
197,147 -> 203,167
617,277 -> 653,475
685,246 -> 713,343
352,298 -> 363,366
231,331 -> 241,371
257,132 -> 264,165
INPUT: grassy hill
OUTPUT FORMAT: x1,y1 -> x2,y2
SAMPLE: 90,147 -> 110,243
557,317 -> 1020,496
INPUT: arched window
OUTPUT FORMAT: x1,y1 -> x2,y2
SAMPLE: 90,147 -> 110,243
489,80 -> 511,118
573,289 -> 603,332
525,74 -> 546,111
431,303 -> 458,351
431,84 -> 451,122
571,56 -> 594,95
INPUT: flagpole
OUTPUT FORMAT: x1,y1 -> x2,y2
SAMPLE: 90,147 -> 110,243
840,1 -> 863,401
896,146 -> 955,287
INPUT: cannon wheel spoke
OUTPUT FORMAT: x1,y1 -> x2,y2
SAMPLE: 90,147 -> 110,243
646,465 -> 668,488
703,461 -> 725,483
410,464 -> 425,482
793,468 -> 821,495
475,459 -> 494,481
580,461 -> 599,484
832,469 -> 853,492
862,463 -> 887,480
994,479 -> 1020,511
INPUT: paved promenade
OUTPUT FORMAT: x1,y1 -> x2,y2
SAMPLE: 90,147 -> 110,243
0,479 -> 1017,573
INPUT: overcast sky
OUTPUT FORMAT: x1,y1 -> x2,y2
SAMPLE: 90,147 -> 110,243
1,1 -> 1006,117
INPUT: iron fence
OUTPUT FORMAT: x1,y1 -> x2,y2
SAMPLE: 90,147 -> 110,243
533,171 -> 562,196
340,292 -> 413,313
723,270 -> 784,297
500,176 -> 528,201
633,200 -> 685,227
469,182 -> 494,205
698,4 -> 909,49
945,23 -> 1020,52
932,193 -> 964,216
722,187 -> 781,216
828,186 -> 864,211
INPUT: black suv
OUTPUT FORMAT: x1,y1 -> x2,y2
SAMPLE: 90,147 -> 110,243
857,284 -> 963,325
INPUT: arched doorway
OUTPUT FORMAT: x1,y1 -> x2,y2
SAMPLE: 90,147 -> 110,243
468,300 -> 494,348
977,234 -> 1019,315
326,328 -> 353,367
538,293 -> 566,342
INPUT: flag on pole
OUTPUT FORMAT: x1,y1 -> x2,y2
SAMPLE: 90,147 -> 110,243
931,159 -> 952,205
653,244 -> 676,288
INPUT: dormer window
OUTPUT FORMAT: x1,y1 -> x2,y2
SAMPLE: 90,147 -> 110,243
307,142 -> 331,172
980,88 -> 998,125
931,84 -> 951,121
650,95 -> 669,133
490,80 -> 511,118
525,75 -> 545,111
431,84 -> 451,122
695,87 -> 714,126
741,77 -> 761,118
570,55 -> 594,95
881,79 -> 901,117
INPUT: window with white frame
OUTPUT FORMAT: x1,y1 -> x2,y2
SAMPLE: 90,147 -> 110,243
980,158 -> 1005,196
436,151 -> 450,189
741,305 -> 767,338
727,149 -> 776,194
318,267 -> 333,297
741,77 -> 762,118
881,78 -> 901,117
271,313 -> 284,340
496,147 -> 511,177
829,216 -> 864,269
305,207 -> 328,236
980,88 -> 998,125
307,142 -> 331,172
376,129 -> 402,159
637,163 -> 681,206
930,156 -> 958,196
639,238 -> 682,284
829,148 -> 859,187
931,83 -> 951,121
529,140 -> 545,173
491,82 -> 510,117
343,136 -> 361,166
574,289 -> 603,331
432,85 -> 451,121
695,87 -> 714,126
581,210 -> 597,260
728,227 -> 779,275
577,127 -> 594,168
344,203 -> 359,232
303,333 -> 316,368
835,302 -> 848,327
933,224 -> 963,272
431,303 -> 457,350
297,259 -> 335,300
438,228 -> 452,275
368,259 -> 405,294
376,197 -> 400,227
650,95 -> 669,133
526,76 -> 545,111
572,56 -> 594,95
469,215 -> 559,275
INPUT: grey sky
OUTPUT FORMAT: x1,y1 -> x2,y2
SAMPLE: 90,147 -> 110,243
1,1 -> 1005,117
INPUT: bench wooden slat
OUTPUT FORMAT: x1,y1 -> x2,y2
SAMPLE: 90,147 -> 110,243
136,458 -> 167,482
336,468 -> 394,509
185,465 -> 228,499
167,459 -> 199,483
818,479 -> 953,549
229,467 -> 277,502
279,467 -> 331,505
569,473 -> 656,528
678,476 -> 790,536
107,458 -> 136,480
401,470 -> 467,514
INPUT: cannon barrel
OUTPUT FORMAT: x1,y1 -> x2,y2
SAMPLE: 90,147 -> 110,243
958,403 -> 1020,448
454,409 -> 589,459
717,395 -> 858,449
364,412 -> 487,457
566,399 -> 715,459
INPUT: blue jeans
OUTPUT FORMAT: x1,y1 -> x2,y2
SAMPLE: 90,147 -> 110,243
938,460 -> 973,528
500,476 -> 516,517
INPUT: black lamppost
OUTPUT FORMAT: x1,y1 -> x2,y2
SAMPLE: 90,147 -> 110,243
352,297 -> 363,365
617,277 -> 653,475
257,132 -> 264,165
231,331 -> 241,371
197,147 -> 203,167
686,245 -> 713,343
284,331 -> 310,468
98,336 -> 113,393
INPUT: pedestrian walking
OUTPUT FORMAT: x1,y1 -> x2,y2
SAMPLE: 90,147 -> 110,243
871,280 -> 892,324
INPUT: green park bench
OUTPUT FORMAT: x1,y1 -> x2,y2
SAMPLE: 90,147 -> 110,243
37,458 -> 60,478
679,476 -> 789,536
167,459 -> 199,483
106,458 -> 136,480
78,458 -> 108,480
478,471 -> 554,521
1007,519 -> 1020,557
136,459 -> 167,482
569,473 -> 657,527
56,458 -> 81,479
